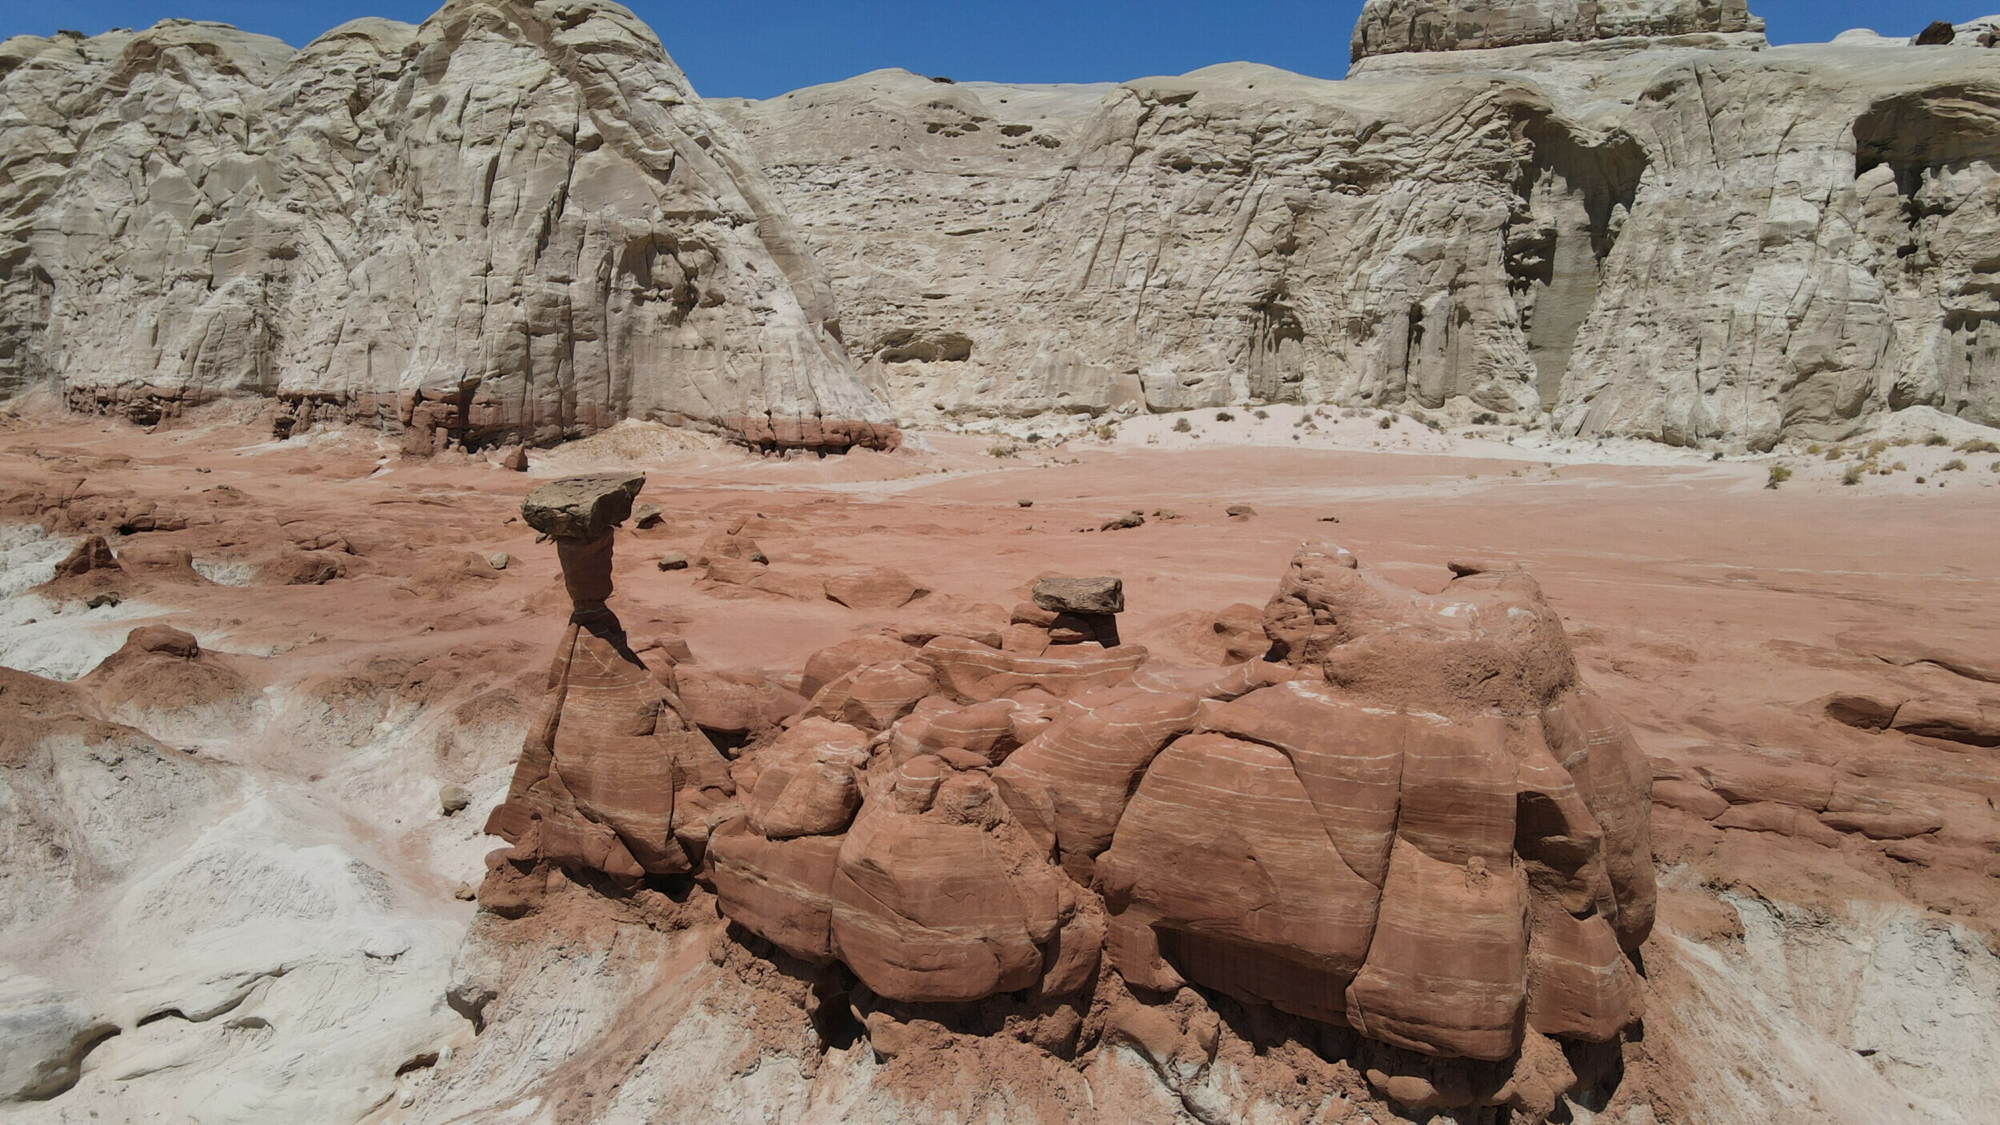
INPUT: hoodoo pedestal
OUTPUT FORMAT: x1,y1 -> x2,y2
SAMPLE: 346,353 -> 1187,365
483,472 -> 735,897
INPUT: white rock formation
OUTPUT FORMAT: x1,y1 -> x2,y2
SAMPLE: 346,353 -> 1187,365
5,0 -> 1997,448
1349,0 -> 1766,62
0,2 -> 898,450
717,27 -> 2000,447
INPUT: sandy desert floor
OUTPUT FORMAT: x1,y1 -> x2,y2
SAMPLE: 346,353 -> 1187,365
2,401 -> 1997,1123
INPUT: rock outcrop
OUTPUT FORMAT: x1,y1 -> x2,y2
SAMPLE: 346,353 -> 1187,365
486,528 -> 1655,1075
0,1 -> 898,451
7,0 -> 1997,449
1350,0 -> 1765,62
715,13 -> 2000,446
484,473 -> 736,894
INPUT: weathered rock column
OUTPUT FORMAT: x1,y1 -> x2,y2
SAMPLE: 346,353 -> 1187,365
520,471 -> 645,615
482,472 -> 736,906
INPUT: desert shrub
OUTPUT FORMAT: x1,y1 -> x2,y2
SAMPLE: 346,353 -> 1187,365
1824,448 -> 1843,461
1942,458 -> 1966,471
1806,443 -> 1823,454
1378,415 -> 1394,430
1925,434 -> 1950,446
1025,432 -> 1042,443
1766,465 -> 1792,488
987,444 -> 1018,458
1096,424 -> 1116,441
1956,438 -> 1999,453
1842,465 -> 1863,485
1472,412 -> 1499,425
1867,440 -> 1889,457
1216,411 -> 1235,422
1253,409 -> 1269,420
1173,418 -> 1192,433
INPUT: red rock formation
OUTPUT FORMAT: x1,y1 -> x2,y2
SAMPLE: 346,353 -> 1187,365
490,545 -> 1655,1067
484,474 -> 737,891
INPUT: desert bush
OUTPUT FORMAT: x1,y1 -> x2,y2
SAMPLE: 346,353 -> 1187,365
1942,458 -> 1966,471
1842,465 -> 1863,485
1766,465 -> 1792,488
1925,434 -> 1950,446
1956,438 -> 1999,453
1378,415 -> 1394,430
1173,418 -> 1192,433
1216,411 -> 1235,422
987,444 -> 1018,458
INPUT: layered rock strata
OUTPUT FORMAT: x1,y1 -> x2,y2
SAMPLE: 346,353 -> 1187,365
484,532 -> 1655,1074
715,16 -> 2000,446
484,472 -> 736,894
8,0 -> 1998,449
0,1 -> 898,450
1350,0 -> 1765,62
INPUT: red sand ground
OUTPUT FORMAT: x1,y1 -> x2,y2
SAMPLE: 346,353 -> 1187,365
5,409 -> 1999,1119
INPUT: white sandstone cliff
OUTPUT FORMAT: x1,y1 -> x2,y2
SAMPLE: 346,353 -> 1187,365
0,1 -> 898,450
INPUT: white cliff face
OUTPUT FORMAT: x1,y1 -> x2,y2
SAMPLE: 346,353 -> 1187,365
0,1 -> 898,450
719,36 -> 2000,447
3,0 -> 1999,450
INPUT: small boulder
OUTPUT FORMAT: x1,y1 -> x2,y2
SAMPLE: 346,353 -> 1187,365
1913,19 -> 1956,44
1032,576 -> 1124,616
487,552 -> 510,571
1017,499 -> 1034,508
520,472 -> 645,540
497,446 -> 529,472
657,552 -> 690,571
825,567 -> 927,610
634,504 -> 664,529
440,784 -> 472,816
1225,504 -> 1257,517
1101,511 -> 1145,531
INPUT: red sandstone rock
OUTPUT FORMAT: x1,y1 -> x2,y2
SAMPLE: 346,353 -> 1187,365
991,690 -> 1201,863
801,635 -> 923,698
828,764 -> 1068,1003
675,666 -> 809,737
710,820 -> 845,962
922,636 -> 1148,702
52,535 -> 119,577
492,527 -> 1655,1068
823,566 -> 928,610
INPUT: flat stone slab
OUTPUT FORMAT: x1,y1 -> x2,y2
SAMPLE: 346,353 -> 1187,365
1032,576 -> 1124,616
522,472 -> 646,540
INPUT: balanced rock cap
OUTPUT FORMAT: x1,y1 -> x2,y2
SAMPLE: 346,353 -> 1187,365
521,472 -> 646,540
1032,576 -> 1124,615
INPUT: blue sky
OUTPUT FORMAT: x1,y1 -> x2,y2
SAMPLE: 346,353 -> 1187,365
2,0 -> 1993,99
